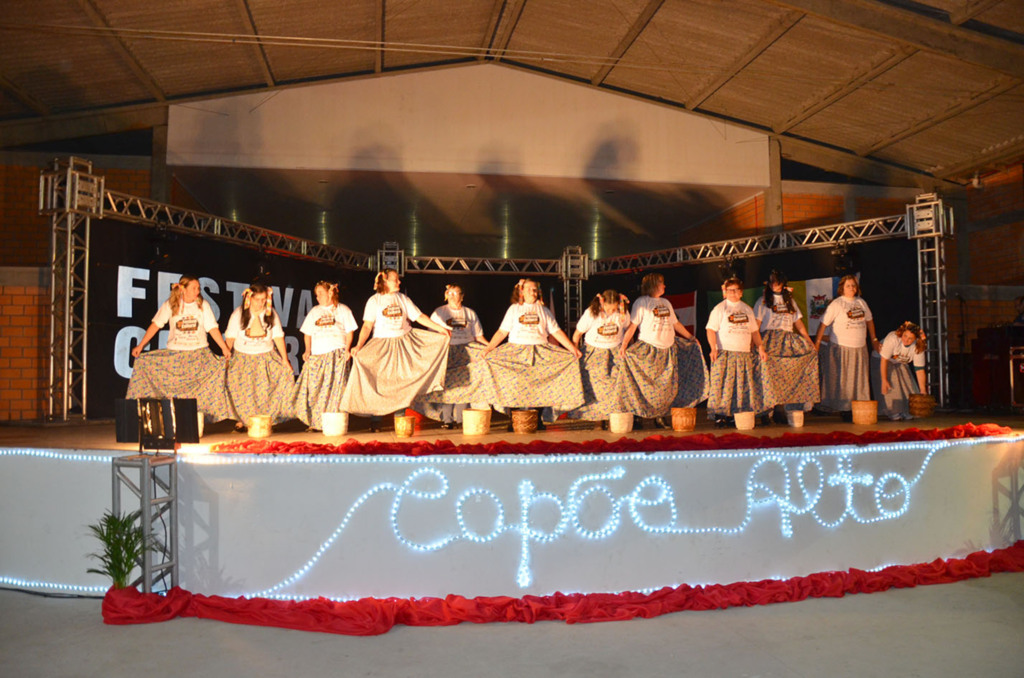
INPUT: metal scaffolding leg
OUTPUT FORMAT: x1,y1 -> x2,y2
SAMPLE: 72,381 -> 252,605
560,246 -> 589,331
112,454 -> 179,593
39,157 -> 103,422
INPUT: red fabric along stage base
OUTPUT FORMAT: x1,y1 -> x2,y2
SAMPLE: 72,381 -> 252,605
103,542 -> 1024,636
211,422 -> 1012,457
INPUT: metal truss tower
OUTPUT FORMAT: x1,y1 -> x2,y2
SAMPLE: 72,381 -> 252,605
112,453 -> 178,593
39,157 -> 104,421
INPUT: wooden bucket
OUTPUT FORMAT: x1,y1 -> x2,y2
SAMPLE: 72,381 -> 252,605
734,411 -> 756,430
851,400 -> 877,425
785,410 -> 805,428
608,412 -> 634,434
248,415 -> 272,438
394,414 -> 416,438
671,407 -> 696,432
462,408 -> 491,436
908,393 -> 936,418
322,412 -> 349,437
511,409 -> 538,434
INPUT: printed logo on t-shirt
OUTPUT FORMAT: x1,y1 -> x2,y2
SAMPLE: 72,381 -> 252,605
446,317 -> 467,329
519,313 -> 540,326
315,315 -> 336,327
846,308 -> 865,320
244,323 -> 267,339
383,304 -> 403,319
728,312 -> 749,324
653,306 -> 671,319
598,323 -> 618,337
175,316 -> 199,333
772,303 -> 792,314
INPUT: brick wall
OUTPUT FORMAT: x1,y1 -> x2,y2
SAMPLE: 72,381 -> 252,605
0,276 -> 49,422
781,193 -> 844,228
682,195 -> 764,244
0,164 -> 50,266
855,196 -> 908,220
967,164 -> 1023,221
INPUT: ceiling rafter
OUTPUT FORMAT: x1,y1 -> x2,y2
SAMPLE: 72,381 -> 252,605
685,10 -> 803,110
487,0 -> 528,61
479,0 -> 507,58
0,72 -> 50,116
590,0 -> 666,86
0,104 -> 169,148
73,0 -> 165,102
766,0 -> 1024,80
948,0 -> 1005,25
778,135 -> 959,188
933,133 -> 1024,179
232,0 -> 275,87
375,0 -> 386,72
857,74 -> 1019,156
772,45 -> 915,133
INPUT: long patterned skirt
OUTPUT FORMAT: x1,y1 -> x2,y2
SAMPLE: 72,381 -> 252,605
226,351 -> 296,426
619,338 -> 709,418
468,342 -> 584,412
761,329 -> 820,411
707,350 -> 770,417
414,343 -> 488,422
289,349 -> 350,430
566,345 -> 625,420
340,329 -> 450,417
870,356 -> 920,420
126,348 -> 230,421
818,342 -> 870,412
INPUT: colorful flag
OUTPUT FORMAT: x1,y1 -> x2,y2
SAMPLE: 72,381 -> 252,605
664,291 -> 696,336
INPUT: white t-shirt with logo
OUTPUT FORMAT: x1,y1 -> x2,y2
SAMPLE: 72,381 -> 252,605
821,296 -> 873,348
363,293 -> 422,339
630,296 -> 677,349
152,300 -> 219,351
499,302 -> 561,345
879,331 -> 925,367
575,310 -> 628,350
225,308 -> 285,355
754,294 -> 802,332
299,303 -> 358,355
431,305 -> 484,346
706,300 -> 760,352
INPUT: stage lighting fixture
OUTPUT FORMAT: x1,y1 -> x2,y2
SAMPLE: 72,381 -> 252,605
115,398 -> 200,453
831,245 -> 853,275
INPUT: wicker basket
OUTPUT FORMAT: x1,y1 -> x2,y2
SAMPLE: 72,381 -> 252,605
394,414 -> 416,438
851,400 -> 878,425
248,415 -> 272,438
671,407 -> 696,432
511,409 -> 538,434
734,411 -> 756,430
608,412 -> 634,434
322,412 -> 348,437
908,393 -> 936,418
462,408 -> 491,436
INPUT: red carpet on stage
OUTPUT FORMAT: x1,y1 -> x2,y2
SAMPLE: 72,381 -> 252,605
211,422 -> 1012,457
103,542 -> 1024,636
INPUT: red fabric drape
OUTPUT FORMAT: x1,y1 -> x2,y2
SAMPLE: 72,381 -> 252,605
103,541 -> 1024,636
212,422 -> 1011,457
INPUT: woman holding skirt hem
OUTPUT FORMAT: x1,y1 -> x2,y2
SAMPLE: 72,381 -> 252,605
706,276 -> 770,425
566,290 -> 630,425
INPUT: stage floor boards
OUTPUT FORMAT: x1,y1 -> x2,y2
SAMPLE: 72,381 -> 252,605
2,411 -> 1021,452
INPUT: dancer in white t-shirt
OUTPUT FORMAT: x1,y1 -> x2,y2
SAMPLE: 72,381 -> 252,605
871,321 -> 928,420
567,289 -> 631,427
341,269 -> 451,430
288,281 -> 358,431
706,276 -> 770,426
618,272 -> 708,428
814,274 -> 880,421
127,275 -> 232,422
224,283 -> 295,431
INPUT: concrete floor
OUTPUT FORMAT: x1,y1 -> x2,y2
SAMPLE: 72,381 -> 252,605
2,572 -> 1023,678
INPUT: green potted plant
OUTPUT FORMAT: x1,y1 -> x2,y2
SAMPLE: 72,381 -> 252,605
86,510 -> 152,589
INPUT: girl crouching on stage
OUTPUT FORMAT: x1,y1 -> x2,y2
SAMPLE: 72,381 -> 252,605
127,275 -> 232,422
706,276 -> 769,427
223,284 -> 295,431
753,270 -> 819,424
814,274 -> 880,422
288,281 -> 357,431
872,321 -> 927,420
474,278 -> 583,430
341,269 -> 451,431
416,284 -> 487,429
619,272 -> 708,428
567,289 -> 630,428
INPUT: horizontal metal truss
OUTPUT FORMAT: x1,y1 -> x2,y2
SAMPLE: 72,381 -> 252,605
592,215 -> 907,273
404,255 -> 562,275
102,190 -> 371,270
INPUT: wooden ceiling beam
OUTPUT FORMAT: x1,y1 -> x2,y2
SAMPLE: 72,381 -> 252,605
948,0 -> 1004,25
685,10 -> 803,110
0,105 -> 168,149
375,0 -> 385,72
487,0 -> 528,61
591,0 -> 666,86
0,72 -> 50,116
73,0 -> 165,102
766,0 -> 1024,80
233,0 -> 275,87
932,134 -> 1024,180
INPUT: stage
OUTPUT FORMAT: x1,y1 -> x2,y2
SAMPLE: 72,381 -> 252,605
2,411 -> 1023,610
